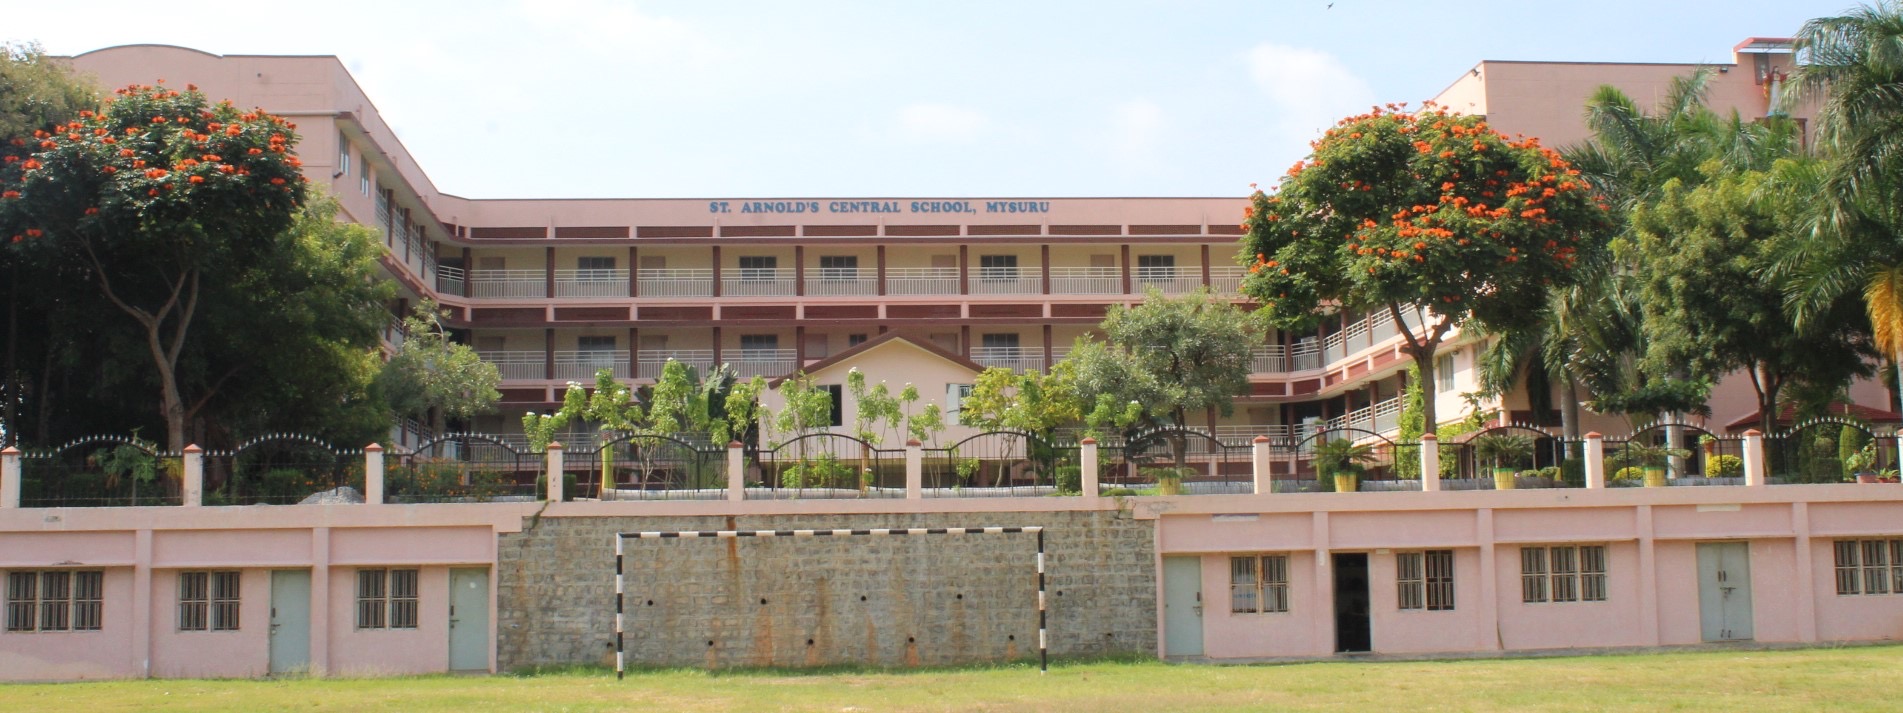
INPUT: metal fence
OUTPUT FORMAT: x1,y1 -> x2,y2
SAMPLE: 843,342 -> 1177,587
586,434 -> 725,501
17,436 -> 183,507
207,435 -> 361,505
752,433 -> 905,499
1765,419 -> 1898,485
921,431 -> 1074,498
1090,428 -> 1254,495
389,434 -> 542,503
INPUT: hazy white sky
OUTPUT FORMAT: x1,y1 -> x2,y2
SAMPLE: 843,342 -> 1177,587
12,0 -> 1836,199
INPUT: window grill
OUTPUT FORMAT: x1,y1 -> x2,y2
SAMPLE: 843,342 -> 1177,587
6,572 -> 36,632
1551,547 -> 1579,602
1520,548 -> 1547,603
179,572 -> 209,631
1397,552 -> 1424,610
1837,539 -> 1903,595
1520,546 -> 1607,603
390,569 -> 419,629
38,571 -> 70,632
1581,546 -> 1608,602
1424,550 -> 1455,611
356,569 -> 387,629
1229,554 -> 1291,614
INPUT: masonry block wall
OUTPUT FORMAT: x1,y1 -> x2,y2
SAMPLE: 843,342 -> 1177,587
496,511 -> 1155,670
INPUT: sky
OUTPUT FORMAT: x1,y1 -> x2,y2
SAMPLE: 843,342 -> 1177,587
10,0 -> 1841,200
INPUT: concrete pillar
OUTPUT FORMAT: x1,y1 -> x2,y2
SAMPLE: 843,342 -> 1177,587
1081,438 -> 1101,498
1420,433 -> 1441,492
0,446 -> 19,508
1251,436 -> 1271,495
905,439 -> 923,500
364,444 -> 385,505
1742,429 -> 1766,487
545,442 -> 564,502
182,444 -> 204,507
1584,432 -> 1606,489
727,441 -> 746,502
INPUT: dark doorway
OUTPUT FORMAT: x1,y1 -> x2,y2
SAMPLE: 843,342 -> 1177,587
1333,552 -> 1371,653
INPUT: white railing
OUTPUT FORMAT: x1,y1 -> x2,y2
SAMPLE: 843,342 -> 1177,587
555,350 -> 629,380
805,268 -> 877,297
885,267 -> 959,295
373,192 -> 391,241
477,350 -> 546,381
722,269 -> 796,297
1251,345 -> 1286,373
1326,396 -> 1404,435
971,347 -> 1045,372
637,269 -> 713,298
1209,266 -> 1246,294
637,350 -> 716,379
467,269 -> 546,299
969,268 -> 1041,295
729,349 -> 798,378
1290,338 -> 1323,371
554,269 -> 629,298
1321,307 -> 1427,365
1050,267 -> 1121,295
436,265 -> 466,297
1134,269 -> 1203,294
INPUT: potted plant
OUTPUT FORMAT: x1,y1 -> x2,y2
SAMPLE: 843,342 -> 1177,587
1470,433 -> 1534,490
1313,438 -> 1375,493
1620,441 -> 1691,488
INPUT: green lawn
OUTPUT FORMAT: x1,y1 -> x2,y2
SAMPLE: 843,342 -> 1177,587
3,645 -> 1900,712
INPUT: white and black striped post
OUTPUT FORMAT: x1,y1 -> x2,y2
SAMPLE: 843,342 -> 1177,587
613,525 -> 1048,678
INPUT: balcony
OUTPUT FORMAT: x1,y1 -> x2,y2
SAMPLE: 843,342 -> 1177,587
477,350 -> 546,381
436,265 -> 466,296
1134,268 -> 1202,295
1050,267 -> 1120,295
555,269 -> 629,298
1328,396 -> 1403,435
638,268 -> 714,298
805,268 -> 877,297
555,350 -> 628,381
1208,266 -> 1246,294
968,268 -> 1041,295
728,348 -> 797,378
637,350 -> 716,379
467,269 -> 546,299
972,347 -> 1045,372
885,267 -> 959,296
722,268 -> 796,297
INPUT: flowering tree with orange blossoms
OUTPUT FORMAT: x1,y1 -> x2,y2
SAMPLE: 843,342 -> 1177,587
0,82 -> 311,451
1240,103 -> 1612,434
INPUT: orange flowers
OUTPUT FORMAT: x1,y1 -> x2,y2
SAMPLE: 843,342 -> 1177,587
270,177 -> 286,185
84,207 -> 99,215
24,229 -> 42,238
188,176 -> 205,184
21,159 -> 41,171
0,190 -> 17,198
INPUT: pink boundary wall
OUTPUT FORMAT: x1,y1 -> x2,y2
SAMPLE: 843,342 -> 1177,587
2,485 -> 1903,679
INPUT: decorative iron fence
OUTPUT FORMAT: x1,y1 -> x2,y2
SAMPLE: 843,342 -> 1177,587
207,435 -> 361,505
584,434 -> 725,501
1765,419 -> 1898,485
751,433 -> 905,499
921,431 -> 1075,498
389,434 -> 542,503
18,436 -> 183,507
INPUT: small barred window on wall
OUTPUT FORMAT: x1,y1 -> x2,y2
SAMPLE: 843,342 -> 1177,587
1520,546 -> 1607,603
4,570 -> 103,632
356,568 -> 422,630
1229,554 -> 1289,614
1834,539 -> 1903,595
1398,550 -> 1455,611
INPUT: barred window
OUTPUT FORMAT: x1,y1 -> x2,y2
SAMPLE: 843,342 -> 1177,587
181,571 -> 241,631
5,571 -> 102,632
1424,550 -> 1455,611
1521,546 -> 1607,603
1229,555 -> 1289,614
1835,539 -> 1903,595
356,569 -> 420,630
1398,553 -> 1424,610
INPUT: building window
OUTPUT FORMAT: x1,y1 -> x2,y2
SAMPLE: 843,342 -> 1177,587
821,384 -> 844,427
947,383 -> 974,414
577,256 -> 616,272
359,162 -> 371,196
5,570 -> 103,632
847,334 -> 868,347
1521,546 -> 1607,603
818,255 -> 858,280
1435,354 -> 1455,392
978,254 -> 1018,280
577,335 -> 618,352
1398,550 -> 1455,611
1835,539 -> 1903,595
179,571 -> 241,631
738,256 -> 777,280
356,569 -> 420,630
739,334 -> 779,353
337,131 -> 350,176
1136,254 -> 1176,279
981,333 -> 1020,350
1230,555 -> 1289,614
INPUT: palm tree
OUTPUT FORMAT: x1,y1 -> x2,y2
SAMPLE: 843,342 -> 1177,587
1783,3 -> 1903,425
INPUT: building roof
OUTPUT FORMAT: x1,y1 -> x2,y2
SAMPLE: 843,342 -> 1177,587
767,332 -> 984,387
1724,402 -> 1903,433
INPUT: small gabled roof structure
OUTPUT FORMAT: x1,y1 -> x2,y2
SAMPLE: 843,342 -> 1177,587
1723,402 -> 1903,434
767,332 -> 985,387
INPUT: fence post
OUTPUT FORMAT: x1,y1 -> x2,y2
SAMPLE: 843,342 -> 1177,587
727,441 -> 745,502
1584,432 -> 1605,489
1251,436 -> 1271,495
182,444 -> 204,507
1420,434 -> 1440,492
0,447 -> 19,508
1081,438 -> 1101,498
905,439 -> 923,500
1743,429 -> 1766,487
545,442 -> 564,502
364,444 -> 385,505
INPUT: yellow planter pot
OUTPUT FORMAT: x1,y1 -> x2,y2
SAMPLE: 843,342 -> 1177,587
1333,473 -> 1359,493
1493,469 -> 1517,490
1643,467 -> 1668,488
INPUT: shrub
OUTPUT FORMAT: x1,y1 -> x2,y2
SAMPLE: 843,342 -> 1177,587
1612,466 -> 1645,482
1705,454 -> 1743,478
1055,465 -> 1082,495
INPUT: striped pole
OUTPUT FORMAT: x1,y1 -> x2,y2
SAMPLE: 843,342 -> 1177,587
612,525 -> 1048,676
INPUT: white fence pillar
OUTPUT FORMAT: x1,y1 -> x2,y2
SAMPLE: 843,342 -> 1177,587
1420,434 -> 1440,492
0,447 -> 19,508
182,444 -> 204,507
1252,436 -> 1271,495
905,439 -> 923,500
364,444 -> 385,505
1081,438 -> 1101,498
1742,429 -> 1766,487
1584,432 -> 1605,489
545,442 -> 564,501
727,441 -> 746,502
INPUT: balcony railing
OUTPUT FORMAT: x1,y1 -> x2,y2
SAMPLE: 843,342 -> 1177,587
728,348 -> 797,378
968,268 -> 1041,295
467,269 -> 546,299
972,347 -> 1045,372
1327,396 -> 1404,435
555,269 -> 629,298
1050,267 -> 1121,295
805,268 -> 878,297
637,350 -> 716,379
436,265 -> 466,297
722,269 -> 796,297
1134,269 -> 1202,294
555,350 -> 628,380
1209,266 -> 1246,294
477,350 -> 546,381
885,267 -> 959,296
638,269 -> 714,298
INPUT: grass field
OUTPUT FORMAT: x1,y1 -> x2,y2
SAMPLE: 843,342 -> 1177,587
4,645 -> 1901,712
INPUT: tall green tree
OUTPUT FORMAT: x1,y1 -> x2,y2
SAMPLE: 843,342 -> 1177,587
379,299 -> 502,436
1241,104 -> 1610,433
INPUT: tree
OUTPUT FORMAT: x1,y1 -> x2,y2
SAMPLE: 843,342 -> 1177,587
0,80 -> 314,450
957,360 -> 1084,440
1069,288 -> 1258,468
1241,104 -> 1611,433
379,300 -> 502,435
1635,160 -> 1874,434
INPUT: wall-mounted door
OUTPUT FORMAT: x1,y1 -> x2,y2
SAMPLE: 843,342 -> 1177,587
1162,556 -> 1204,657
268,570 -> 311,675
1697,543 -> 1754,642
449,568 -> 490,671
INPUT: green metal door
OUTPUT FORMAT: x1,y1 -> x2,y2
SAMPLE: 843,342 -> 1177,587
1697,542 -> 1754,641
1162,556 -> 1204,657
449,568 -> 490,671
269,570 -> 311,674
